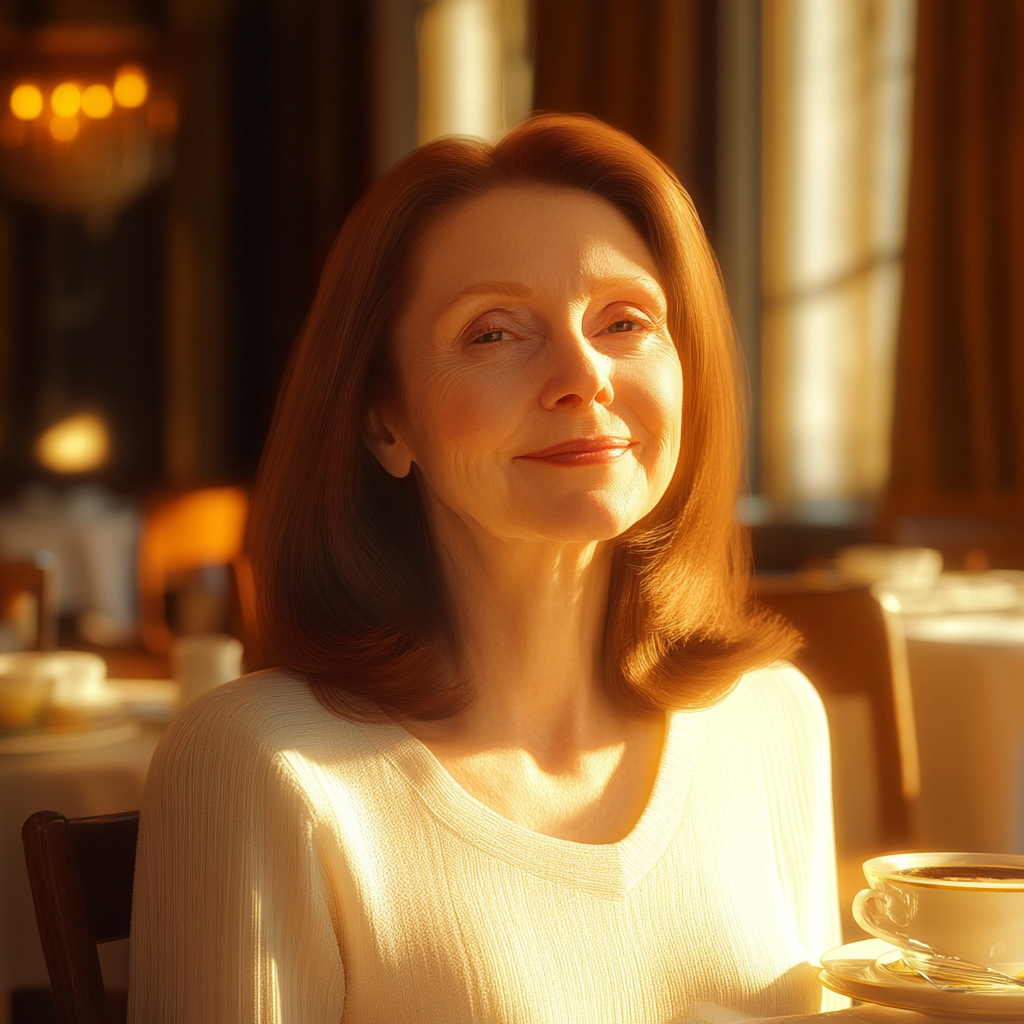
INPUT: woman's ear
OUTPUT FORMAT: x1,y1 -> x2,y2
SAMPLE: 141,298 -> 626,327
365,406 -> 414,478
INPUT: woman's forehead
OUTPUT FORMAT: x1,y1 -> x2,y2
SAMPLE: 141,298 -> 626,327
407,186 -> 663,309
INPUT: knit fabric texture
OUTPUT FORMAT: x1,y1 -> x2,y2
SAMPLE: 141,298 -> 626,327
129,663 -> 845,1023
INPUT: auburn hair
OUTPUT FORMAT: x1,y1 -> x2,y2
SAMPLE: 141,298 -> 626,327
247,113 -> 796,721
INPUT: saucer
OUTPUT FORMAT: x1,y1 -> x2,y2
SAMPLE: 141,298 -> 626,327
820,938 -> 1024,1018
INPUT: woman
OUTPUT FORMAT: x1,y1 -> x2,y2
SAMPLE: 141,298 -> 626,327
129,114 -> 844,1023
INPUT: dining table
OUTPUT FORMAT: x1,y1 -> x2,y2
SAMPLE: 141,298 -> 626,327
0,664 -> 1015,1024
874,572 -> 1024,854
905,611 -> 1024,853
0,680 -> 175,1011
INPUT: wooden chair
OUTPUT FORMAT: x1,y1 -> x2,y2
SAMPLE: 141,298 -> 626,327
0,558 -> 57,650
138,487 -> 249,654
21,809 -> 139,1024
754,576 -> 919,845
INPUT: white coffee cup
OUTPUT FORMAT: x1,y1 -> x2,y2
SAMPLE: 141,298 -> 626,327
853,852 -> 1024,977
173,634 -> 243,708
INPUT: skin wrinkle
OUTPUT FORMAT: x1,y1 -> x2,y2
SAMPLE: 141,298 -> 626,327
363,187 -> 683,844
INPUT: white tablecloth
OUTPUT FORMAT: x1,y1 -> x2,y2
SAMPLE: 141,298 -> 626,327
0,496 -> 139,628
0,723 -> 162,993
904,613 -> 1024,854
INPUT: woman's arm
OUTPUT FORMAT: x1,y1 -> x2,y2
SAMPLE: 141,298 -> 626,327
128,686 -> 346,1023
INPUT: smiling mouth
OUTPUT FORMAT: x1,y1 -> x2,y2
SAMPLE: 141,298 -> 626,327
516,436 -> 637,465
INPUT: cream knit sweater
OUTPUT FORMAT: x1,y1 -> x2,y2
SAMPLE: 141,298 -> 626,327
129,664 -> 845,1024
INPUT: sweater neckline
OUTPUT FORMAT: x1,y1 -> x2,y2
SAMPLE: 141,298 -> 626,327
358,710 -> 696,900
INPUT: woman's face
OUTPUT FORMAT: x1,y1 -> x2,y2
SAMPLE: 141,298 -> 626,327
369,187 -> 683,547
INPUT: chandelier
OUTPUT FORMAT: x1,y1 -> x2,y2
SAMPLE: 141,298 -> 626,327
0,23 -> 177,233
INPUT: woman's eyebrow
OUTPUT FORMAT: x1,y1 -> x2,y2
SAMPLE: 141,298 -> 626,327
435,281 -> 535,319
588,273 -> 667,299
434,273 -> 666,321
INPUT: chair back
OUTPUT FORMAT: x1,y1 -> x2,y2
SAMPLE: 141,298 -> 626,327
755,578 -> 917,843
138,487 -> 248,652
22,809 -> 139,1024
0,558 -> 57,650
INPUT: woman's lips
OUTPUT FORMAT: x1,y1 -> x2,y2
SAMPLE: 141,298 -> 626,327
516,437 -> 636,465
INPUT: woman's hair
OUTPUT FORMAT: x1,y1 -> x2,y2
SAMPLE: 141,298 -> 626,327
247,113 -> 797,720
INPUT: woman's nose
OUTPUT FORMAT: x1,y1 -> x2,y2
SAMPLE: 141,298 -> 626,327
538,329 -> 614,410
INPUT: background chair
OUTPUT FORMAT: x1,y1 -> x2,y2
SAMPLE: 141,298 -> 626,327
755,576 -> 918,845
21,809 -> 139,1024
137,487 -> 248,654
756,577 -> 922,941
0,559 -> 57,651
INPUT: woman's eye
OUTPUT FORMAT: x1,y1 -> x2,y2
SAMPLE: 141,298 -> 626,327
470,328 -> 510,345
607,319 -> 641,334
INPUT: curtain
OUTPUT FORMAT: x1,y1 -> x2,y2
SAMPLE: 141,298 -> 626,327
415,0 -> 532,146
220,0 -> 371,477
886,0 -> 1024,541
760,0 -> 916,511
533,0 -> 718,239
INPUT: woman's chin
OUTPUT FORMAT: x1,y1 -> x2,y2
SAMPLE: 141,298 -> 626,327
503,496 -> 651,545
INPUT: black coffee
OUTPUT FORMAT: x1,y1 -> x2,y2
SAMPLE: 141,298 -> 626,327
896,865 -> 1024,883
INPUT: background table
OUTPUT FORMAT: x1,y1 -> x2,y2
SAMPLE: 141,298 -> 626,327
0,716 -> 164,1005
0,488 -> 140,640
902,613 -> 1024,853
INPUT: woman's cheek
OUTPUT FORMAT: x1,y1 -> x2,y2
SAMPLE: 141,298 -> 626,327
619,351 -> 682,438
422,368 -> 523,459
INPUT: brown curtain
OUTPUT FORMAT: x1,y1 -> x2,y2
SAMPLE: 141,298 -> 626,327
533,0 -> 718,241
886,0 -> 1024,561
223,0 -> 370,477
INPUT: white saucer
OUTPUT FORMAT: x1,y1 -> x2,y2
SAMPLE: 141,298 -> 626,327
821,939 -> 1024,1018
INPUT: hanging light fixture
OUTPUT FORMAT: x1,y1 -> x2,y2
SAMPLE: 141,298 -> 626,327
0,24 -> 178,233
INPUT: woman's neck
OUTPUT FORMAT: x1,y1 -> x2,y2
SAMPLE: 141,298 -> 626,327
404,502 -> 666,844
424,504 -> 623,758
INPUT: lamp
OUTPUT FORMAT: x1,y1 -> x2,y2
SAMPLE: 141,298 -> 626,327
0,24 -> 177,234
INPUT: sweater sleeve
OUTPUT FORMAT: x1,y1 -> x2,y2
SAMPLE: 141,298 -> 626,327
128,688 -> 346,1024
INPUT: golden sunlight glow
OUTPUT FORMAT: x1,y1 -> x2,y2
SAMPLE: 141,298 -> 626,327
113,66 -> 148,108
48,115 -> 79,142
10,84 -> 43,120
81,84 -> 114,119
35,414 -> 110,473
51,82 -> 81,118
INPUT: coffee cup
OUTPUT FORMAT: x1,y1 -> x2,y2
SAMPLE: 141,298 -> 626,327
853,852 -> 1024,979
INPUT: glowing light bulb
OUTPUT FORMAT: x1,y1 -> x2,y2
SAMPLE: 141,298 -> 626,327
113,66 -> 148,108
49,115 -> 79,142
81,84 -> 114,119
10,84 -> 43,120
35,414 -> 110,474
51,82 -> 82,118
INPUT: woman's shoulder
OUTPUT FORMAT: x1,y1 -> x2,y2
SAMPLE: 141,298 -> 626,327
735,660 -> 826,721
690,660 -> 828,752
681,663 -> 832,820
154,669 -> 374,778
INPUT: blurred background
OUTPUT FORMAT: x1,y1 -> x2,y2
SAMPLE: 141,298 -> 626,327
0,0 -> 1020,610
0,1 -> 1023,1019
